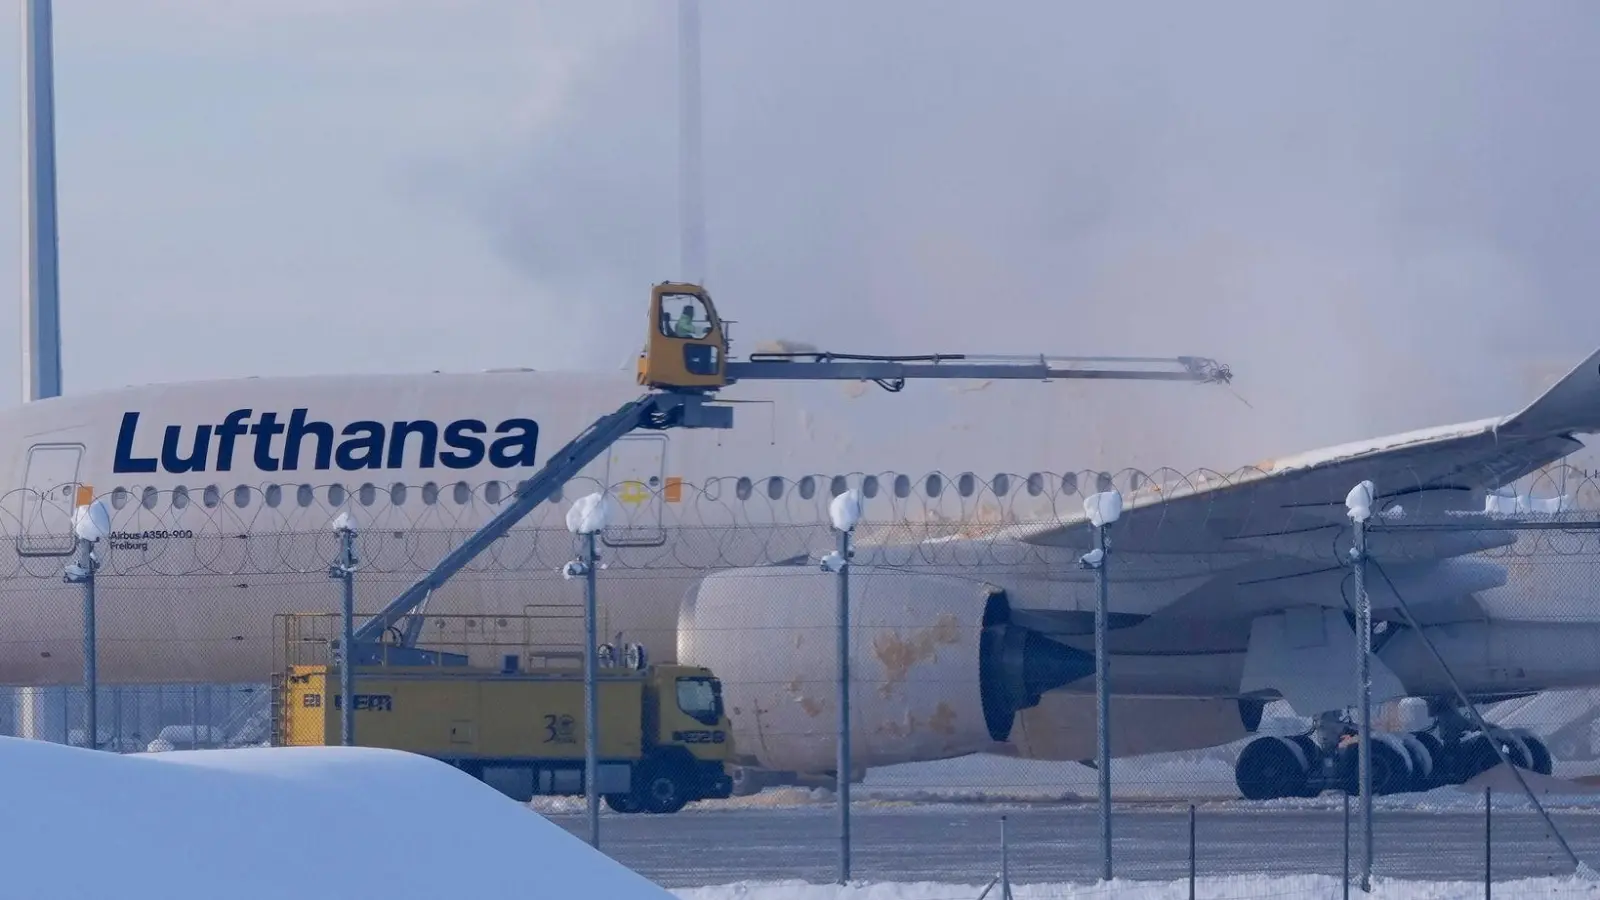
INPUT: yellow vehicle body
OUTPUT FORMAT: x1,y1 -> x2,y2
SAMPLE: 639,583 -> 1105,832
274,662 -> 735,814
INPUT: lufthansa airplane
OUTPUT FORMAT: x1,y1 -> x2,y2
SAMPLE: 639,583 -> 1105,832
2,341 -> 1599,799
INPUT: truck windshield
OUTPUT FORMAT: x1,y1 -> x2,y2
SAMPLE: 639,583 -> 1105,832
676,677 -> 722,725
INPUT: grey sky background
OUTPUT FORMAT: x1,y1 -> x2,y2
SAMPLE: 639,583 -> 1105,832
0,1 -> 1596,468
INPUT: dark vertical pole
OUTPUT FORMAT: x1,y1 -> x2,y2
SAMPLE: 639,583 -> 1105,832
1095,521 -> 1112,881
65,532 -> 99,749
1351,507 -> 1373,893
79,539 -> 96,749
836,527 -> 852,885
338,527 -> 356,747
1485,785 -> 1491,900
584,531 -> 600,849
1000,815 -> 1011,900
1343,791 -> 1351,900
1188,804 -> 1196,900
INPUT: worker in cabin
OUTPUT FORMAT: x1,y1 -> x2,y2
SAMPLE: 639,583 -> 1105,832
674,303 -> 697,337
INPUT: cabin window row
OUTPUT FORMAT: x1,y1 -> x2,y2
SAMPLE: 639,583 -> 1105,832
105,481 -> 526,511
103,471 -> 1131,511
739,471 -> 1123,501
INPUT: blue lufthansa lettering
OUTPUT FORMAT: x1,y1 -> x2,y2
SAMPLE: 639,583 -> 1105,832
111,410 -> 540,474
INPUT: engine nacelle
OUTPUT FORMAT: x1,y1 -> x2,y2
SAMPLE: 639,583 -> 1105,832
677,565 -> 1091,774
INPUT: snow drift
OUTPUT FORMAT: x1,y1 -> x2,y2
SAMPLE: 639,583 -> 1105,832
0,737 -> 673,900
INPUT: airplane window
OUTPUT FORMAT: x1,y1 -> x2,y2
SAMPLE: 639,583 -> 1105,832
659,291 -> 713,340
926,474 -> 943,497
485,481 -> 503,504
453,482 -> 471,505
173,486 -> 189,509
798,476 -> 815,500
1062,473 -> 1079,495
203,485 -> 220,508
736,477 -> 752,501
993,474 -> 1010,496
328,484 -> 347,506
358,483 -> 376,506
894,474 -> 910,499
111,487 -> 129,510
1129,471 -> 1145,491
265,484 -> 282,508
141,486 -> 158,510
390,483 -> 407,506
422,482 -> 439,505
862,475 -> 879,499
233,486 -> 250,508
548,483 -> 563,505
767,477 -> 783,500
297,485 -> 314,508
830,476 -> 847,497
958,473 -> 975,497
1026,473 -> 1043,496
1096,472 -> 1114,493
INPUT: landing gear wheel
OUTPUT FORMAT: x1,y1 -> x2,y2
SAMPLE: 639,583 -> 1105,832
1335,736 -> 1412,796
634,755 -> 691,814
1397,734 -> 1434,793
1235,736 -> 1312,800
1412,733 -> 1445,790
1516,732 -> 1553,776
1443,734 -> 1500,785
604,793 -> 643,814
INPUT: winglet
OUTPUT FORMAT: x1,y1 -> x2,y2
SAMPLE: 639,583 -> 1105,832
1500,345 -> 1600,439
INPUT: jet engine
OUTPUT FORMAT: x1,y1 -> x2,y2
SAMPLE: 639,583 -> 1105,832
676,565 -> 1092,775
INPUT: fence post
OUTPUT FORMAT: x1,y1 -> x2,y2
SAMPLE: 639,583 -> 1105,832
826,489 -> 863,886
1485,785 -> 1491,900
327,514 -> 358,747
564,492 -> 613,850
1000,814 -> 1013,900
1082,488 -> 1122,884
1345,481 -> 1375,893
1188,803 -> 1196,900
1343,791 -> 1350,900
64,498 -> 109,750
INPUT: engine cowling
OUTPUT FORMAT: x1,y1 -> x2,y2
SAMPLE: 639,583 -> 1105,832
676,564 -> 1091,774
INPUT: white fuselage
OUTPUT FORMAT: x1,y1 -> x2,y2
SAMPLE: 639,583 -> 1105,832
1,367 -> 1596,771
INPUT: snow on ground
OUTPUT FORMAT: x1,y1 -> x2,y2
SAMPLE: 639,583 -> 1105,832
672,874 -> 1600,899
0,736 -> 672,899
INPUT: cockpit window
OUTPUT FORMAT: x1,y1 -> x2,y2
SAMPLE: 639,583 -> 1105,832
676,676 -> 722,726
660,292 -> 712,340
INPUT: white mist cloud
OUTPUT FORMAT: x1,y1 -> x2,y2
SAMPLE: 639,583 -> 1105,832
443,0 -> 1600,460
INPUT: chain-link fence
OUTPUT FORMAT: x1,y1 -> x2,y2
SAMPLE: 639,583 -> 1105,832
5,463 -> 1600,896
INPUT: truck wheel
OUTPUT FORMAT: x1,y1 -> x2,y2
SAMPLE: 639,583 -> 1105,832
634,756 -> 690,814
604,794 -> 642,814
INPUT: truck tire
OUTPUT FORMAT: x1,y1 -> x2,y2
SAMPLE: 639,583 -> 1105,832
604,793 -> 643,814
634,753 -> 692,814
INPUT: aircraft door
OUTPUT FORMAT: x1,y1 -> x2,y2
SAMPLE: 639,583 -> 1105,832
604,434 -> 667,547
18,443 -> 85,557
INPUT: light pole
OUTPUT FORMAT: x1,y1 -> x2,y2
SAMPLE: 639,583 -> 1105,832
565,492 -> 616,849
1081,488 -> 1123,882
1345,480 -> 1375,892
823,488 -> 864,885
327,511 -> 359,746
64,497 -> 110,749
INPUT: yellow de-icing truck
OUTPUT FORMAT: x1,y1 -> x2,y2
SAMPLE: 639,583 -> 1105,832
274,660 -> 735,814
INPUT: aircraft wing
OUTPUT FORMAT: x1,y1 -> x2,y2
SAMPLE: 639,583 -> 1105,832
1009,343 -> 1600,563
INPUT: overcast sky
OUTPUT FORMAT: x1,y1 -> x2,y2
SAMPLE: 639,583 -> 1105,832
0,1 -> 1596,464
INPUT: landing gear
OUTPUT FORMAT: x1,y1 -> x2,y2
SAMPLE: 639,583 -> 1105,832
1232,704 -> 1555,800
